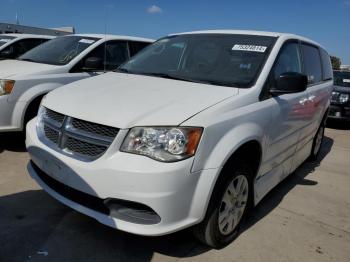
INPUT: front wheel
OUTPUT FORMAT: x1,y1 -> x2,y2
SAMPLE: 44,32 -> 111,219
193,162 -> 253,248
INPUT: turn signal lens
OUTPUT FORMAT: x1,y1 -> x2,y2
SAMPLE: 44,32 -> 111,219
0,79 -> 15,96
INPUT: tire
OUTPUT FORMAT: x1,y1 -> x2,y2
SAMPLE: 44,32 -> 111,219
309,118 -> 326,161
23,96 -> 44,134
193,160 -> 253,249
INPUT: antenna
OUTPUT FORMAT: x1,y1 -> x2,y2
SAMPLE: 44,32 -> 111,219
15,12 -> 20,25
103,6 -> 108,73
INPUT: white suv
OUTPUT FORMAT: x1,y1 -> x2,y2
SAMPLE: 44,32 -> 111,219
0,34 -> 153,132
26,30 -> 333,248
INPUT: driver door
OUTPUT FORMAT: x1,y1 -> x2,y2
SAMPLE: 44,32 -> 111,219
262,41 -> 310,182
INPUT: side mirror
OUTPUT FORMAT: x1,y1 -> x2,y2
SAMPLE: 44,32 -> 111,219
270,72 -> 308,96
0,48 -> 14,59
83,57 -> 102,71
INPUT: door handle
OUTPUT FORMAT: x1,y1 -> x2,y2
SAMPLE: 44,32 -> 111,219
299,98 -> 308,105
308,95 -> 316,103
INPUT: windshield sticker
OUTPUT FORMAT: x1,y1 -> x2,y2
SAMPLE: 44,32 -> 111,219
79,39 -> 95,44
343,79 -> 350,83
0,39 -> 12,43
232,44 -> 267,53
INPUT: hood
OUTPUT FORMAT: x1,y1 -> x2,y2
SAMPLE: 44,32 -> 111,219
0,60 -> 59,78
43,72 -> 238,128
333,85 -> 350,93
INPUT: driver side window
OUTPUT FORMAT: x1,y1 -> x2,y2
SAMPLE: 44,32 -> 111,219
72,40 -> 129,72
273,42 -> 302,81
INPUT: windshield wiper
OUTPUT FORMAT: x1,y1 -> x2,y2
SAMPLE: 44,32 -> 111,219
19,58 -> 36,62
114,68 -> 130,73
138,72 -> 212,85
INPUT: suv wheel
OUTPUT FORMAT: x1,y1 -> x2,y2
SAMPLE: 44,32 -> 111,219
309,120 -> 325,161
193,161 -> 252,248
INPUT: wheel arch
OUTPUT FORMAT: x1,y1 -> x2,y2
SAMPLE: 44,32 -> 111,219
11,82 -> 62,130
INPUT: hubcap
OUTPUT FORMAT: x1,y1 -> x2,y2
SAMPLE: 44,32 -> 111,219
314,126 -> 324,156
218,175 -> 249,235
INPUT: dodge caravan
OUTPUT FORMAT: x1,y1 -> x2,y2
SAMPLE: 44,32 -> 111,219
26,30 -> 332,248
0,34 -> 153,132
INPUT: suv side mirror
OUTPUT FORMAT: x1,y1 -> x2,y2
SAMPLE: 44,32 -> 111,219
0,48 -> 14,59
270,72 -> 308,96
83,57 -> 102,71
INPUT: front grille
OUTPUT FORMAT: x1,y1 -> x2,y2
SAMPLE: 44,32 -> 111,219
40,108 -> 119,161
66,137 -> 107,157
44,125 -> 59,144
72,118 -> 118,138
45,109 -> 65,124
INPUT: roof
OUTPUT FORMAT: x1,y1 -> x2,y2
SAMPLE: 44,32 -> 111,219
1,33 -> 54,39
71,34 -> 154,43
170,30 -> 322,47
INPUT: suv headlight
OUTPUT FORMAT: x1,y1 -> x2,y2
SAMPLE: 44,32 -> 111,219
37,105 -> 46,126
339,93 -> 349,103
120,127 -> 203,162
0,79 -> 15,96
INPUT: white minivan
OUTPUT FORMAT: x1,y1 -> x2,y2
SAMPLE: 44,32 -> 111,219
0,34 -> 53,60
26,30 -> 333,248
0,34 -> 153,132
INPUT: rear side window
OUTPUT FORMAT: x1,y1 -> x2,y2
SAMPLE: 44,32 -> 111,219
273,42 -> 302,80
301,44 -> 322,84
320,48 -> 333,80
129,41 -> 150,57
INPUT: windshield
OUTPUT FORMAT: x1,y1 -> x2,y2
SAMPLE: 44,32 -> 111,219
334,71 -> 350,87
0,36 -> 16,47
19,36 -> 100,65
118,34 -> 276,88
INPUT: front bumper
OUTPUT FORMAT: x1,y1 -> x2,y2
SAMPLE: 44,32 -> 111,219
26,118 -> 218,236
328,104 -> 350,121
0,95 -> 21,132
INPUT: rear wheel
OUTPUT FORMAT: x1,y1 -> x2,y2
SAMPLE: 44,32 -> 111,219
309,119 -> 325,161
193,161 -> 253,248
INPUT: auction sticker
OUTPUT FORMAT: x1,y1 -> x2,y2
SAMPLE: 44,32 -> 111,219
79,39 -> 95,44
343,79 -> 350,83
232,44 -> 267,52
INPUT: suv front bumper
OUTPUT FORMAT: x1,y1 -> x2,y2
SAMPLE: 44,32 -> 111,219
26,118 -> 218,236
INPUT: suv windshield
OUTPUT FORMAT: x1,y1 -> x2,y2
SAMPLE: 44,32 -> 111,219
118,34 -> 276,88
334,71 -> 350,87
19,36 -> 100,65
0,36 -> 16,47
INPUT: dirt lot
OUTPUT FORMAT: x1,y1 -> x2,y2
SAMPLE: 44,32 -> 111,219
0,122 -> 349,262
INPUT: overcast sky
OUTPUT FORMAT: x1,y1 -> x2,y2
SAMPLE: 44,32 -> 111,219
2,0 -> 350,64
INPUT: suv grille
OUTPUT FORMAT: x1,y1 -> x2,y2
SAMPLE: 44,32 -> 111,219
39,108 -> 119,161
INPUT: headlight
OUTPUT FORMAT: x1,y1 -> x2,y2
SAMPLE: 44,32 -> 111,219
37,105 -> 46,127
120,127 -> 203,162
0,79 -> 15,96
339,93 -> 349,103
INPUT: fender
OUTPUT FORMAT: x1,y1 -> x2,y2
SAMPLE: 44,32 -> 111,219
188,122 -> 265,221
192,122 -> 265,173
11,82 -> 64,130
